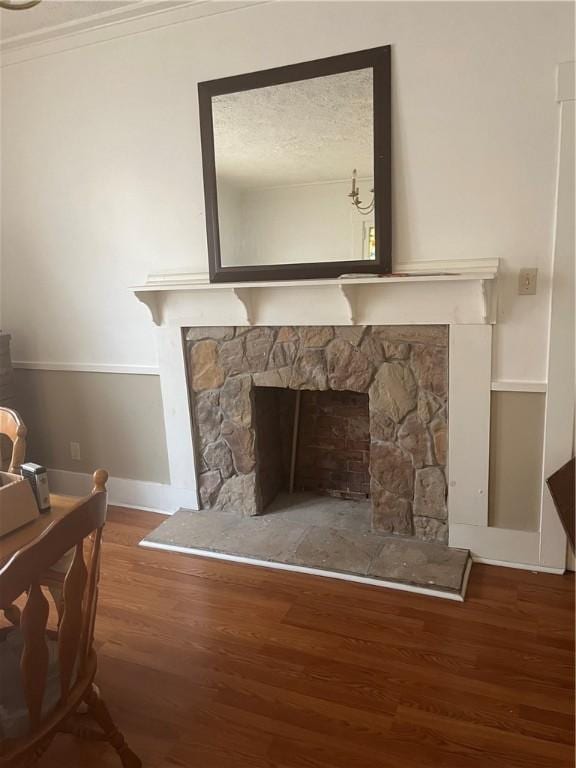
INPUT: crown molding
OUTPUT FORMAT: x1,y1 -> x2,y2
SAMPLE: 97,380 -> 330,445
1,0 -> 268,66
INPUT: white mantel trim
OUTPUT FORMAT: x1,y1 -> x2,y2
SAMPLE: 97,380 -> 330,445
132,259 -> 499,329
129,258 -> 506,569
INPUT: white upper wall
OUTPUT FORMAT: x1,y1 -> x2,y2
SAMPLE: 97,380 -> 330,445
1,1 -> 573,378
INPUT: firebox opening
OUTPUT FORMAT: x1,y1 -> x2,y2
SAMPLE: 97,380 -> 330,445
253,387 -> 371,513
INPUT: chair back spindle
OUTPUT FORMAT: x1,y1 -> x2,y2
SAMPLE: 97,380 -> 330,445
20,582 -> 50,732
58,542 -> 88,702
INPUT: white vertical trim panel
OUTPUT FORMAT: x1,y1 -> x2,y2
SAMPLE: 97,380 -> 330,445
539,69 -> 575,569
450,524 -> 540,567
448,325 -> 492,527
156,326 -> 199,506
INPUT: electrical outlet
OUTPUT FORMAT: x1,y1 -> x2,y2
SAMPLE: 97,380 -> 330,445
70,442 -> 81,461
518,268 -> 538,295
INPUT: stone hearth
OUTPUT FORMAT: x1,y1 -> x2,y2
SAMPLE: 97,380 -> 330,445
187,325 -> 449,543
142,493 -> 470,597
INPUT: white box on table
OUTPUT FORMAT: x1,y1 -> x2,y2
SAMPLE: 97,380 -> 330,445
0,471 -> 40,538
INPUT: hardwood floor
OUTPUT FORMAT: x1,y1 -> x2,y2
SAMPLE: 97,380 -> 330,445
41,507 -> 574,768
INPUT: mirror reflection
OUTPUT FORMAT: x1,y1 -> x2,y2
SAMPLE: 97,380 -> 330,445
212,68 -> 375,268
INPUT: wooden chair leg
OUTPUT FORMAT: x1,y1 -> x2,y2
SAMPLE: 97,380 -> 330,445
14,735 -> 53,767
3,603 -> 21,626
84,684 -> 142,768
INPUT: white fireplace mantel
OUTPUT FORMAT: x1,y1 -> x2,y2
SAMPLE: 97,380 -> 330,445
132,258 -> 499,328
132,257 -> 502,576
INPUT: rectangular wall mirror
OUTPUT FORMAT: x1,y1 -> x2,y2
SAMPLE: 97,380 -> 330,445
198,46 -> 391,283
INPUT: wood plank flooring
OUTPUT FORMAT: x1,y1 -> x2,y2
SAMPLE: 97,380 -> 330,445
41,507 -> 575,768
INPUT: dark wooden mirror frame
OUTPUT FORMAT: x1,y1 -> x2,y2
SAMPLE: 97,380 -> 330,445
198,45 -> 391,283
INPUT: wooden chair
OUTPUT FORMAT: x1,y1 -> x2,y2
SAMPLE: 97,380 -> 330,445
0,470 -> 141,768
0,408 -> 27,473
0,408 -> 27,628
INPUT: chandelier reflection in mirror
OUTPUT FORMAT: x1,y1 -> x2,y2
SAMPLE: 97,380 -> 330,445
348,168 -> 375,215
0,0 -> 41,8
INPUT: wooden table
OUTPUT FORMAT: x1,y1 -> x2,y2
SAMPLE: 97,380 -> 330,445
0,494 -> 79,567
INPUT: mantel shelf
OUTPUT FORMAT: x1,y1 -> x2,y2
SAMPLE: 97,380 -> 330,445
132,258 -> 499,328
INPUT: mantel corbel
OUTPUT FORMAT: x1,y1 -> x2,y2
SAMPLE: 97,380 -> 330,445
232,287 -> 256,325
338,284 -> 359,324
480,279 -> 498,324
134,290 -> 162,326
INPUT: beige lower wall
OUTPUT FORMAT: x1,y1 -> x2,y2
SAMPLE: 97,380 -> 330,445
488,391 -> 546,532
14,369 -> 170,484
12,369 -> 547,528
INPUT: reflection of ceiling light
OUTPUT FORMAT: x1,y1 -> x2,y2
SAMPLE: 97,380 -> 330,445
348,168 -> 375,215
0,0 -> 41,9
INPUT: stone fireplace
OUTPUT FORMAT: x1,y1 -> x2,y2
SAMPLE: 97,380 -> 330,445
187,324 -> 449,543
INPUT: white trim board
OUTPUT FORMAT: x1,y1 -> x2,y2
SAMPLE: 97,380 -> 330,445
490,380 -> 547,393
447,325 -> 492,527
48,468 -> 197,515
13,362 -> 159,376
449,523 -> 546,569
472,557 -> 565,575
538,65 -> 575,570
139,539 -> 471,602
143,258 -> 500,287
133,268 -> 498,328
156,326 -> 199,495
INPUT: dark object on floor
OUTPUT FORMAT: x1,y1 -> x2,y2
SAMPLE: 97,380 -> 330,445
547,457 -> 575,551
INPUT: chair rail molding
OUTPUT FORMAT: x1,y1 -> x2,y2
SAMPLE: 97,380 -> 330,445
490,380 -> 547,393
13,361 -> 160,376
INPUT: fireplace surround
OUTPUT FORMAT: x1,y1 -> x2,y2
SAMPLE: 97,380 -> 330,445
133,262 -> 499,579
187,324 -> 449,543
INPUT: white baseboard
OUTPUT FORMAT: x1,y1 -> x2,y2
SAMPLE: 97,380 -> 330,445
472,556 -> 565,575
48,468 -> 198,515
449,523 -> 541,564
